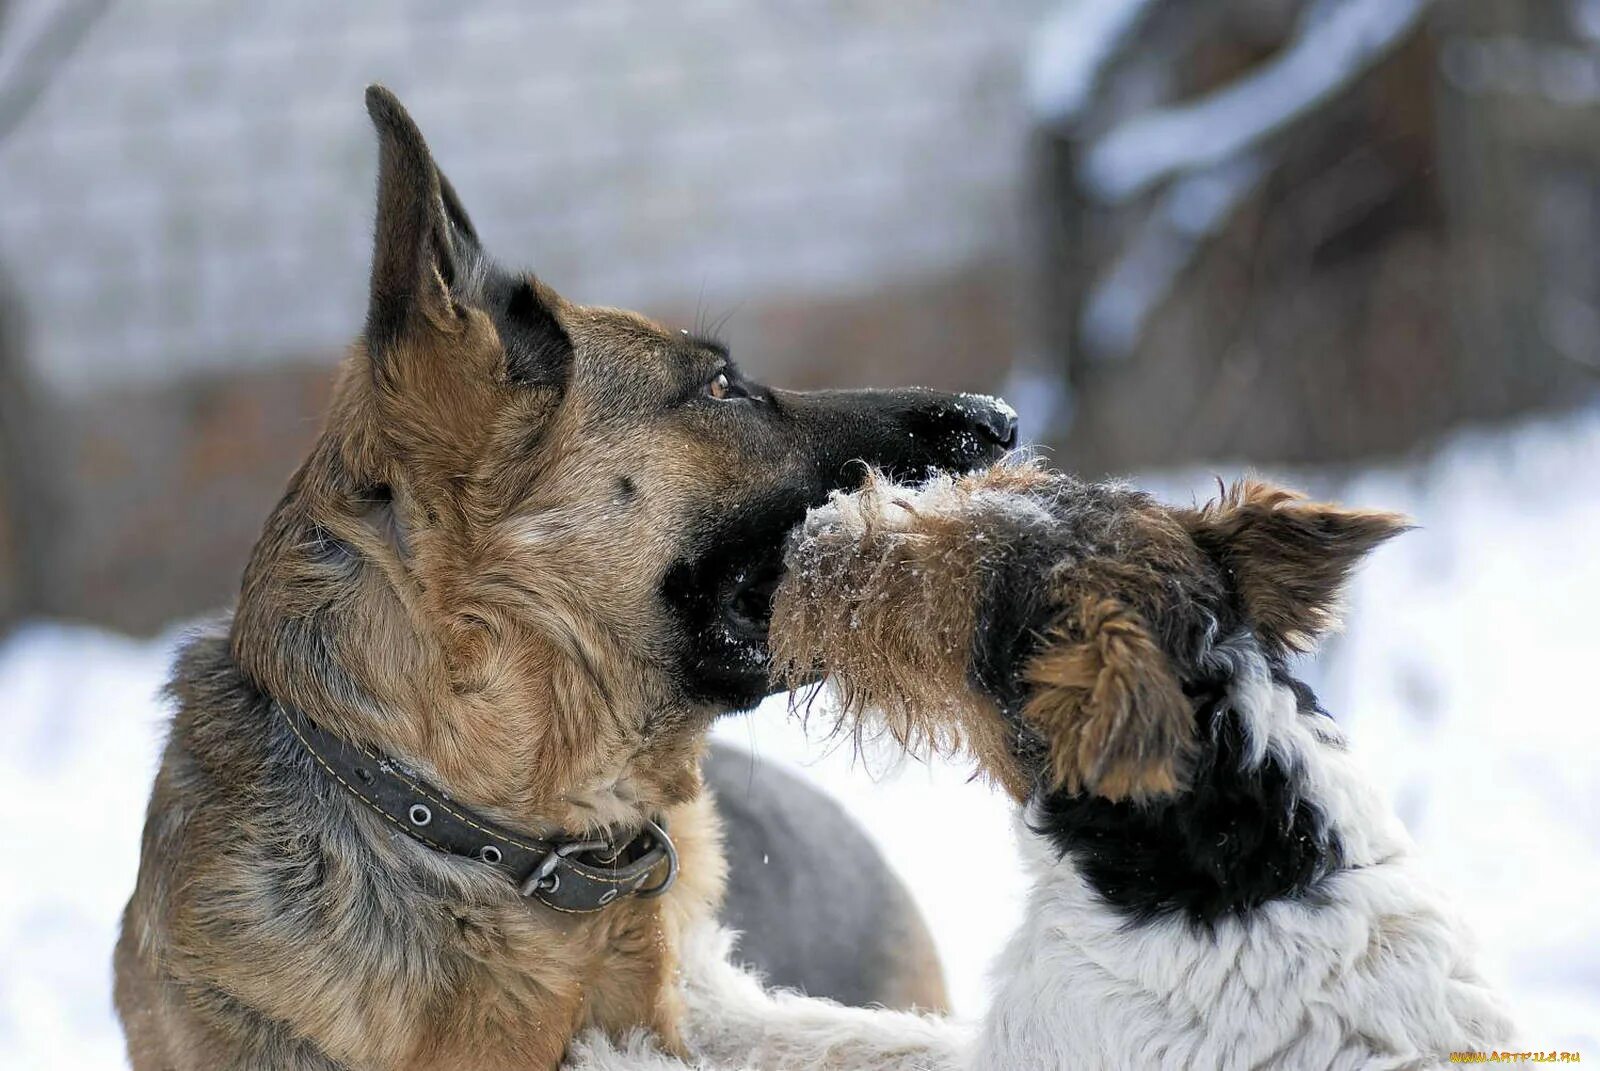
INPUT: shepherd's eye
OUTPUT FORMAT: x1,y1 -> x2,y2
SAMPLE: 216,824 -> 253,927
707,372 -> 733,400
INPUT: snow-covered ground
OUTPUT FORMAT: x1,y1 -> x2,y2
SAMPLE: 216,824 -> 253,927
3,407 -> 1598,1068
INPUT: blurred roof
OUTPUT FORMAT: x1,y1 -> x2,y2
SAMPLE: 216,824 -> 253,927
0,0 -> 1052,396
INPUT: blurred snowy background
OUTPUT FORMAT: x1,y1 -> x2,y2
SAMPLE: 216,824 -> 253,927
2,0 -> 1598,1067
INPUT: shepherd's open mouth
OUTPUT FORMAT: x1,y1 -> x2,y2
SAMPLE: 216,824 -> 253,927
721,554 -> 786,644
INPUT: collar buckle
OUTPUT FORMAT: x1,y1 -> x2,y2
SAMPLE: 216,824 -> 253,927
517,821 -> 677,903
518,837 -> 610,898
633,819 -> 679,899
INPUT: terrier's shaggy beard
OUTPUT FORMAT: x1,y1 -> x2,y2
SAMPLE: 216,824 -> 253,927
771,463 -> 1056,798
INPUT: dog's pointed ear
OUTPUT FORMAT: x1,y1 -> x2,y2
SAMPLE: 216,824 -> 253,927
1178,480 -> 1409,653
1023,597 -> 1195,803
436,168 -> 480,252
363,85 -> 477,351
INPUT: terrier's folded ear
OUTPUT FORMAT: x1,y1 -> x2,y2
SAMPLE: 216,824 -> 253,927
1178,480 -> 1409,653
1022,596 -> 1195,804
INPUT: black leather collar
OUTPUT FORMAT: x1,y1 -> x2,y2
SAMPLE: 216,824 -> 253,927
279,703 -> 677,913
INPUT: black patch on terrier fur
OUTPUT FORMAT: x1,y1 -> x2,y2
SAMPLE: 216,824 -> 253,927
1030,683 -> 1343,926
967,535 -> 1059,769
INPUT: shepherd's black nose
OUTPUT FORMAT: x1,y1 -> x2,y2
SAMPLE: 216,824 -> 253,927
963,394 -> 1020,451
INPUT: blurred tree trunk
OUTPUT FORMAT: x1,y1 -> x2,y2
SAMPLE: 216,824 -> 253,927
0,0 -> 114,632
0,288 -> 18,630
0,271 -> 51,632
1436,0 -> 1600,394
1029,0 -> 1599,475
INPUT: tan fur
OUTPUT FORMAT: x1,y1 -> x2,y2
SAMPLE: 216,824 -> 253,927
117,621 -> 727,1071
230,302 -> 739,833
1021,595 -> 1194,802
1177,478 -> 1410,653
117,298 -> 723,1065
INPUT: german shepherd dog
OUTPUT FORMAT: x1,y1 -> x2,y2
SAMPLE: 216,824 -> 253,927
113,86 -> 1015,1071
